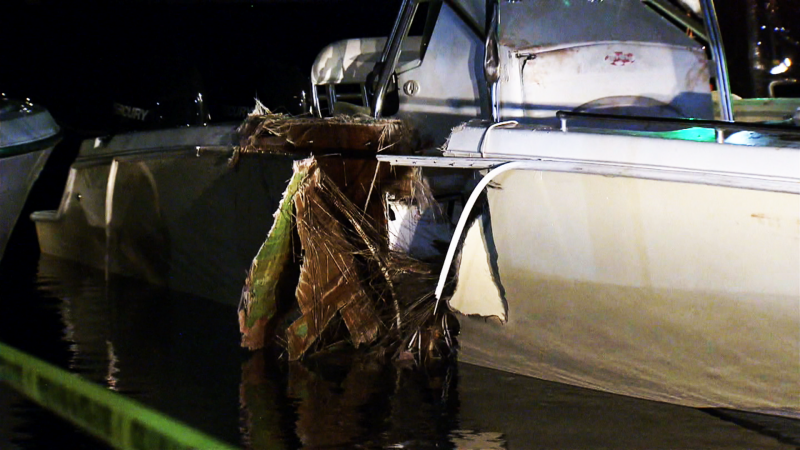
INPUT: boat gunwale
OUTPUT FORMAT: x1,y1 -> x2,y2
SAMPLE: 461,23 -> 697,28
69,144 -> 310,169
377,155 -> 800,194
0,133 -> 62,159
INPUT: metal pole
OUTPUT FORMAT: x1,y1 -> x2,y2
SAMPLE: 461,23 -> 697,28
699,0 -> 734,123
380,0 -> 410,64
485,0 -> 500,122
372,0 -> 418,118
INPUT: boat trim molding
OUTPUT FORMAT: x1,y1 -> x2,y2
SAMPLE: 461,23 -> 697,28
376,155 -> 800,194
0,133 -> 62,159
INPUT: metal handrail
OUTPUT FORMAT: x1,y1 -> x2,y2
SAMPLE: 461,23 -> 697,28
485,0 -> 500,122
769,79 -> 798,98
372,0 -> 419,118
699,0 -> 734,122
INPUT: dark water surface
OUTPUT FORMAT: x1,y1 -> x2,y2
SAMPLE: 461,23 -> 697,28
2,253 -> 800,449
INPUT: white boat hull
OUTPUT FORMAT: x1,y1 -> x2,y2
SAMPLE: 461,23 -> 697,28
0,147 -> 53,260
33,125 -> 295,304
451,169 -> 800,415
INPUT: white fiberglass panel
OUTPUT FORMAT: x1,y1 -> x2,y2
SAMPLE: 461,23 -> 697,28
488,171 -> 799,296
396,3 -> 488,144
455,169 -> 800,411
500,42 -> 712,119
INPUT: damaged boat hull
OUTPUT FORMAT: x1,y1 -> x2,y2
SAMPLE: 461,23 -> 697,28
455,169 -> 799,415
379,122 -> 800,416
32,125 -> 295,304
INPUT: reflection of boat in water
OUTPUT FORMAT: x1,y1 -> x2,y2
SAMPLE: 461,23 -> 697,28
0,96 -> 60,261
239,351 -> 798,449
311,0 -> 800,416
34,255 -> 245,443
21,256 -> 798,448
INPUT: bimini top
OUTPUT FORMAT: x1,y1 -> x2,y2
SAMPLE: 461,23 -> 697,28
312,36 -> 423,85
0,98 -> 60,154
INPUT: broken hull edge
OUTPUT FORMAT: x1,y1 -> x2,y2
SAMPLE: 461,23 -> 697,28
452,169 -> 800,415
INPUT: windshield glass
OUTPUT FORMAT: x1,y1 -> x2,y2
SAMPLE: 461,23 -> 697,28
498,0 -> 699,52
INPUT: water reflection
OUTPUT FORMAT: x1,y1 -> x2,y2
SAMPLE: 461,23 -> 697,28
35,255 -> 244,446
1,255 -> 798,449
241,351 -> 465,449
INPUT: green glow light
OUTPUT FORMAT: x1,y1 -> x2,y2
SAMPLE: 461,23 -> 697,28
648,127 -> 718,142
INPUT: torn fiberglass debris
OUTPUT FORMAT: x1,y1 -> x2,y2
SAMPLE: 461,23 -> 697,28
237,113 -> 458,364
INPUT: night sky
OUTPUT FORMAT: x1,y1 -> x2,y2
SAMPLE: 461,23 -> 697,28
0,0 -> 402,130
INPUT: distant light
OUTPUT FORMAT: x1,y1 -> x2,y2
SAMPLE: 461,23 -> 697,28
770,58 -> 793,75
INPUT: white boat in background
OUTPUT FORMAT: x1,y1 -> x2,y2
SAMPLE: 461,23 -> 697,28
312,0 -> 800,416
32,125 -> 295,302
31,56 -> 306,302
0,96 -> 60,261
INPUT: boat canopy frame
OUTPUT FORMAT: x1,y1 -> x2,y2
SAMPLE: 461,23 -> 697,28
370,0 -> 736,123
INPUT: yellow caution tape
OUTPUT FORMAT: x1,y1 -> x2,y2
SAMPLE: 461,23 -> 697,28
0,341 -> 239,450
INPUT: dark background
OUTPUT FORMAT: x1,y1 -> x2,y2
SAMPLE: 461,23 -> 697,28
0,0 -> 403,269
0,0 -> 403,129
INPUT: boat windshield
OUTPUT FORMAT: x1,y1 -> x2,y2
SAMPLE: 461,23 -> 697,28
498,0 -> 698,52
